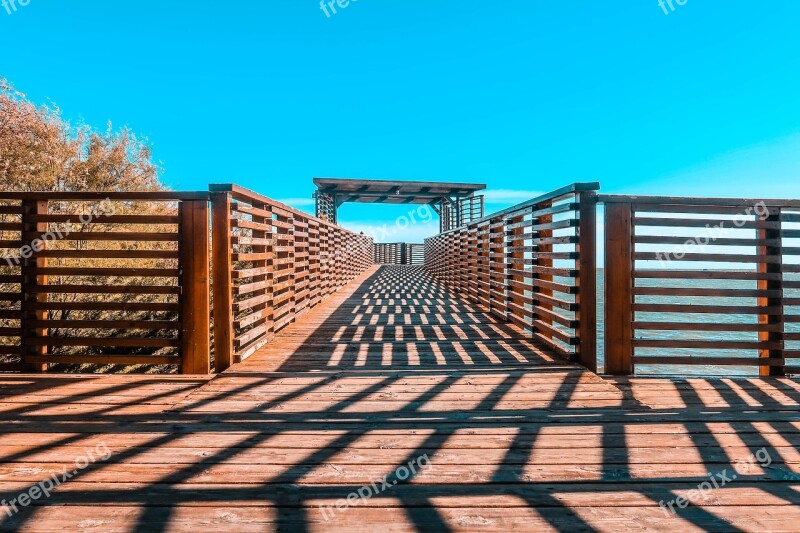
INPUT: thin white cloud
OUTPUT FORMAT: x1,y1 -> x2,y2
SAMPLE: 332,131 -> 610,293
277,197 -> 315,208
340,219 -> 440,243
482,189 -> 543,204
644,133 -> 800,198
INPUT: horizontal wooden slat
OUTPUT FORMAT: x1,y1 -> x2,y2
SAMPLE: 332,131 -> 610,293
28,285 -> 179,295
233,294 -> 271,313
633,339 -> 781,350
22,231 -> 179,242
232,203 -> 272,218
29,214 -> 179,224
633,356 -> 785,366
34,267 -> 180,277
635,252 -> 780,264
232,252 -> 273,262
634,287 -> 781,298
24,337 -> 179,348
29,320 -> 178,330
634,235 -> 781,247
533,319 -> 577,345
232,236 -> 273,246
23,354 -> 180,365
232,267 -> 271,279
2,191 -> 207,200
634,321 -> 783,332
30,302 -> 180,312
635,270 -> 782,281
632,204 -> 782,215
532,331 -> 573,355
634,217 -> 779,229
634,303 -> 782,314
234,309 -> 271,329
37,250 -> 179,259
231,219 -> 271,231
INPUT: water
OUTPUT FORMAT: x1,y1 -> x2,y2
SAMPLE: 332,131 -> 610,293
595,270 -> 800,376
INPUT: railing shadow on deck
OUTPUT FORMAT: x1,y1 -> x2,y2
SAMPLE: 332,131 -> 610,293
3,266 -> 800,530
271,266 -> 568,372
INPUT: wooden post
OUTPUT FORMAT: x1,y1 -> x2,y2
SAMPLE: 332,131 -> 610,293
758,208 -> 784,377
288,216 -> 297,324
489,216 -> 506,319
468,226 -> 478,303
180,199 -> 211,375
604,202 -> 633,375
576,191 -> 598,372
20,199 -> 48,373
211,192 -> 233,372
536,202 -> 555,343
507,213 -> 525,329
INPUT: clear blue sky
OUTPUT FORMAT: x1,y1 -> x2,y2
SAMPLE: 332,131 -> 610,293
2,1 -> 800,239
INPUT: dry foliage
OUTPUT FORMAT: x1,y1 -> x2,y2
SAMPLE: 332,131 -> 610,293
1,78 -> 181,374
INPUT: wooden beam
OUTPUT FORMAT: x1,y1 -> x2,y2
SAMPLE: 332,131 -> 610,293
21,199 -> 49,373
211,192 -> 234,372
180,200 -> 211,375
576,191 -> 598,372
312,177 -> 487,191
604,202 -> 633,375
758,209 -> 785,377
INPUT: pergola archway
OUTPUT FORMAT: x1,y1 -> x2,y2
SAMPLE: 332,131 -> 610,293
313,177 -> 486,231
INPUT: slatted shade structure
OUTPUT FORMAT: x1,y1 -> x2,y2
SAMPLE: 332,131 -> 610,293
313,178 -> 486,225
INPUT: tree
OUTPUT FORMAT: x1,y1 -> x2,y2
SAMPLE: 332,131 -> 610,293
1,78 -> 178,374
0,78 -> 163,193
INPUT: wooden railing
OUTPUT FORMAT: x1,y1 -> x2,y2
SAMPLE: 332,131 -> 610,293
0,192 -> 210,374
210,184 -> 373,371
424,183 -> 599,370
8,184 -> 798,379
439,195 -> 485,233
373,243 -> 425,265
601,195 -> 800,376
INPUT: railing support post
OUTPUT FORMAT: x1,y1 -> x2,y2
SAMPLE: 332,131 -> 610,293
211,192 -> 234,372
759,208 -> 784,377
180,199 -> 211,374
576,191 -> 597,372
20,199 -> 48,373
604,202 -> 633,375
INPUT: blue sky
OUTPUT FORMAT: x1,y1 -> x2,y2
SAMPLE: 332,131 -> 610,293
2,1 -> 800,240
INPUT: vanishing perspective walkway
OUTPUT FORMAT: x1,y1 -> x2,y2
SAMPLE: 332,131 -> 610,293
2,266 -> 800,531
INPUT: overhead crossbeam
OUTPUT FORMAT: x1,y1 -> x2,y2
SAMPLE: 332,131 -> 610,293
313,177 -> 487,225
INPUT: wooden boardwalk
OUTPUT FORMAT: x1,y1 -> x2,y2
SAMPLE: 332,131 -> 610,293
2,266 -> 800,531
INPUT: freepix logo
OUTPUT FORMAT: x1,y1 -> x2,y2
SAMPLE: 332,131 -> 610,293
658,0 -> 688,15
2,442 -> 112,517
2,0 -> 31,16
320,0 -> 359,19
